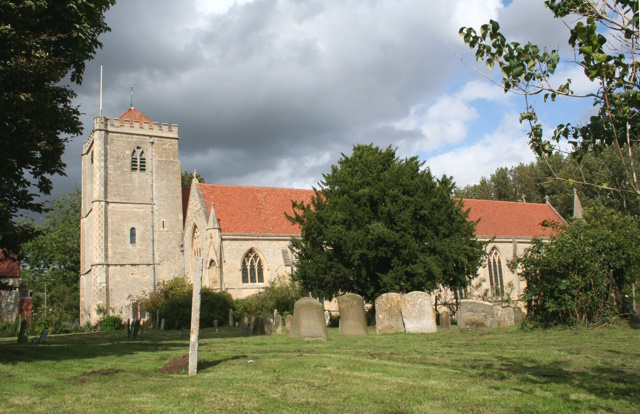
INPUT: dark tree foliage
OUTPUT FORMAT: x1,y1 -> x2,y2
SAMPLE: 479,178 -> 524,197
288,145 -> 486,303
181,170 -> 205,187
512,207 -> 640,327
0,0 -> 115,257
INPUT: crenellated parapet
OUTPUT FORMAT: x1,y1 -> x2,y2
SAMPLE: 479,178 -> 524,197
91,115 -> 179,138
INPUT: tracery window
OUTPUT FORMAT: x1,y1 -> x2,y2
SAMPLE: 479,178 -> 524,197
192,226 -> 202,258
130,147 -> 146,172
487,248 -> 505,296
241,249 -> 264,284
130,228 -> 136,245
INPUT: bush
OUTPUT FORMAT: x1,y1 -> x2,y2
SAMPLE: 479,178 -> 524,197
101,316 -> 123,331
512,207 -> 640,327
142,276 -> 235,329
0,319 -> 21,338
234,275 -> 305,321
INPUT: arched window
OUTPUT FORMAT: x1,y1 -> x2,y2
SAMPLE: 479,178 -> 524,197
130,228 -> 136,245
242,250 -> 264,284
130,147 -> 146,172
487,248 -> 505,296
208,260 -> 218,288
192,226 -> 202,258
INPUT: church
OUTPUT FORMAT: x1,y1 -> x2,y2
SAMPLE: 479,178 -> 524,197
79,108 -> 565,325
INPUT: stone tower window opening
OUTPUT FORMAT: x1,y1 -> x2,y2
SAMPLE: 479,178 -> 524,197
192,226 -> 202,258
487,248 -> 505,297
130,227 -> 136,245
130,147 -> 146,172
242,249 -> 264,284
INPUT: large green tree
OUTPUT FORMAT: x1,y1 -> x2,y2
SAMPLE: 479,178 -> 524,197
460,0 -> 639,201
0,0 -> 115,257
287,145 -> 486,303
21,188 -> 81,325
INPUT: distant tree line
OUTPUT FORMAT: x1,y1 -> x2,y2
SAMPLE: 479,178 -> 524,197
455,145 -> 640,219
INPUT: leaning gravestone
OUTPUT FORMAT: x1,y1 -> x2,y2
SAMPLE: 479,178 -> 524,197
17,320 -> 28,344
493,306 -> 515,328
458,300 -> 494,332
285,315 -> 293,336
375,293 -> 405,335
292,297 -> 328,341
400,291 -> 437,334
337,293 -> 368,336
274,314 -> 283,334
439,308 -> 451,331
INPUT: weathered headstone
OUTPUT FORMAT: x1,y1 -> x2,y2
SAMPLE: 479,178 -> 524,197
324,310 -> 330,327
161,318 -> 165,330
439,308 -> 451,331
17,320 -> 28,344
213,320 -> 218,332
264,318 -> 273,335
458,300 -> 494,332
291,297 -> 328,341
400,291 -> 437,334
241,316 -> 249,335
375,293 -> 405,335
285,315 -> 293,336
229,308 -> 234,327
274,314 -> 283,334
131,319 -> 141,340
337,293 -> 368,336
493,306 -> 515,328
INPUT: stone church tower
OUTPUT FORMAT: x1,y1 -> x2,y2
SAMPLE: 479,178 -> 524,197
79,108 -> 184,325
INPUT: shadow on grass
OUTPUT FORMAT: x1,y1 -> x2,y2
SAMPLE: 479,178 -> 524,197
199,355 -> 247,372
477,358 -> 640,410
0,327 -> 249,364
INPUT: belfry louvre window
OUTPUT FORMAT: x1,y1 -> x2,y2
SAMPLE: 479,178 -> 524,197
242,250 -> 264,284
130,228 -> 136,245
131,147 -> 146,172
487,248 -> 505,296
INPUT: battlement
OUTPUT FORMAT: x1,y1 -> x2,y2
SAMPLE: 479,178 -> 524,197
92,116 -> 179,137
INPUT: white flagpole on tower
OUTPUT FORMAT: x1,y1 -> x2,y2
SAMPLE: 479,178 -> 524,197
99,64 -> 103,118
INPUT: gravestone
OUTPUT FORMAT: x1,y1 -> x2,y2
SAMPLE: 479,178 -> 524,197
324,310 -> 330,327
400,291 -> 437,334
241,316 -> 249,335
250,316 -> 257,334
513,307 -> 524,323
213,320 -> 218,332
375,293 -> 405,335
161,318 -> 165,330
292,297 -> 328,341
131,319 -> 141,340
265,318 -> 273,335
337,293 -> 368,336
274,314 -> 283,334
253,316 -> 266,335
493,306 -> 515,328
229,309 -> 234,327
458,300 -> 494,332
17,320 -> 28,344
439,308 -> 451,331
285,315 -> 293,336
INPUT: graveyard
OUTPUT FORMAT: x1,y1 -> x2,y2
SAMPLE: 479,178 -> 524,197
1,322 -> 638,413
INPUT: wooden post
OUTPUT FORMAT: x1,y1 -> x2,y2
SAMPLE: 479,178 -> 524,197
188,258 -> 203,376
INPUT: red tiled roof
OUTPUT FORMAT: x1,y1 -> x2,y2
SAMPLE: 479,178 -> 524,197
118,107 -> 153,125
200,184 -> 314,235
0,251 -> 19,278
461,199 -> 564,238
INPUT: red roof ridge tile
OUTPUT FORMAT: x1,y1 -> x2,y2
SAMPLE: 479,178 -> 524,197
199,183 -> 313,192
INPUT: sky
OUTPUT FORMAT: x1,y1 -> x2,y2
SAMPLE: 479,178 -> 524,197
53,0 -> 597,196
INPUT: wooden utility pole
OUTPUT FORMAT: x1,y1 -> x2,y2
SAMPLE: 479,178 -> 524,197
188,258 -> 203,376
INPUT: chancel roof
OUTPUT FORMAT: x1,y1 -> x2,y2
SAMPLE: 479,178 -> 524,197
0,251 -> 19,278
461,199 -> 564,238
199,184 -> 315,235
185,184 -> 564,238
118,107 -> 153,125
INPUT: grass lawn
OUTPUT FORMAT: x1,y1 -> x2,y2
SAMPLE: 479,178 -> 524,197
0,323 -> 638,413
